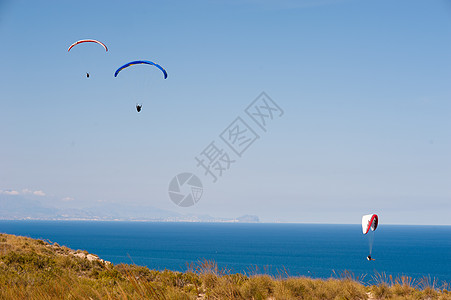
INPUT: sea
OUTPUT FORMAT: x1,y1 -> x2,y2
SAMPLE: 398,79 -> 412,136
0,221 -> 450,285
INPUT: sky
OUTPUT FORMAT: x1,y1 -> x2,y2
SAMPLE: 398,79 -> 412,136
0,0 -> 450,224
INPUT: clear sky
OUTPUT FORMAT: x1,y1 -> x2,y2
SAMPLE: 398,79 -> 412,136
1,0 -> 450,224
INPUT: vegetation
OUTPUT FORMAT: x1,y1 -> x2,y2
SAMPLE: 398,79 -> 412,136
0,233 -> 449,299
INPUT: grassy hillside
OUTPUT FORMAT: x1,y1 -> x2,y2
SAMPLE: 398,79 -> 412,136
0,233 -> 449,299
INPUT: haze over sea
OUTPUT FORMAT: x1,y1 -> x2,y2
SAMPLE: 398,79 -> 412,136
1,221 -> 449,284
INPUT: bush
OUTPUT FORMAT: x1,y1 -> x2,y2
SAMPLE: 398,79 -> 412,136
3,251 -> 55,270
371,283 -> 391,299
240,275 -> 274,300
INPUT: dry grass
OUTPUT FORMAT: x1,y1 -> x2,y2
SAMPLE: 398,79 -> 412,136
0,233 -> 450,299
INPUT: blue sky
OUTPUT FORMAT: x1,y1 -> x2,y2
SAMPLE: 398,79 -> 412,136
1,0 -> 450,224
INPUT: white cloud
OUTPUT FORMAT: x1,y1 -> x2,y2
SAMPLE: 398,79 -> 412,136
62,197 -> 74,202
33,190 -> 46,196
0,190 -> 20,195
1,188 -> 46,196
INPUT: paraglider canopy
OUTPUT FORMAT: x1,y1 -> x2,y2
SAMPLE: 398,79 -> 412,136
362,214 -> 378,235
114,60 -> 168,79
68,39 -> 108,52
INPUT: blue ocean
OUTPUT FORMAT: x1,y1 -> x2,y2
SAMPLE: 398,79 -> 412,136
0,221 -> 450,284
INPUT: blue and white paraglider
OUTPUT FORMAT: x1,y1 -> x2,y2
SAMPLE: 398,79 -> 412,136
114,60 -> 168,112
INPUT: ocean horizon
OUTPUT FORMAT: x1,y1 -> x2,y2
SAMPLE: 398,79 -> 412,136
1,220 -> 450,285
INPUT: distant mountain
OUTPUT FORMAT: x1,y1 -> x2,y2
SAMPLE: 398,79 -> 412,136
0,194 -> 58,219
0,195 -> 259,222
0,194 -> 178,221
236,215 -> 260,223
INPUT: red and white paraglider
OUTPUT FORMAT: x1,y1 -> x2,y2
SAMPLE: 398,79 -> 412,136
362,214 -> 378,261
68,39 -> 108,78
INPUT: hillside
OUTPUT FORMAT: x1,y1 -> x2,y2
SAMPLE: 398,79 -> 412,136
0,233 -> 449,299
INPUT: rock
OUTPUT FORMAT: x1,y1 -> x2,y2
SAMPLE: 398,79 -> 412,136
74,252 -> 86,259
86,254 -> 98,261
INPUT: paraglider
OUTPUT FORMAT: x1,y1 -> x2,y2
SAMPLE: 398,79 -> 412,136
362,214 -> 378,261
114,60 -> 168,112
68,39 -> 108,78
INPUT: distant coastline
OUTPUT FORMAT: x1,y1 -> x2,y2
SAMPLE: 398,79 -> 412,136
0,194 -> 262,222
0,215 -> 261,223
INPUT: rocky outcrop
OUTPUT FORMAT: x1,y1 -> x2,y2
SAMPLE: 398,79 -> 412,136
46,243 -> 111,265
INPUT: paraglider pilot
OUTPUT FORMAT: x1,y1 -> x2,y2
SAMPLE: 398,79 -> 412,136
86,72 -> 90,78
136,104 -> 142,112
367,255 -> 375,261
